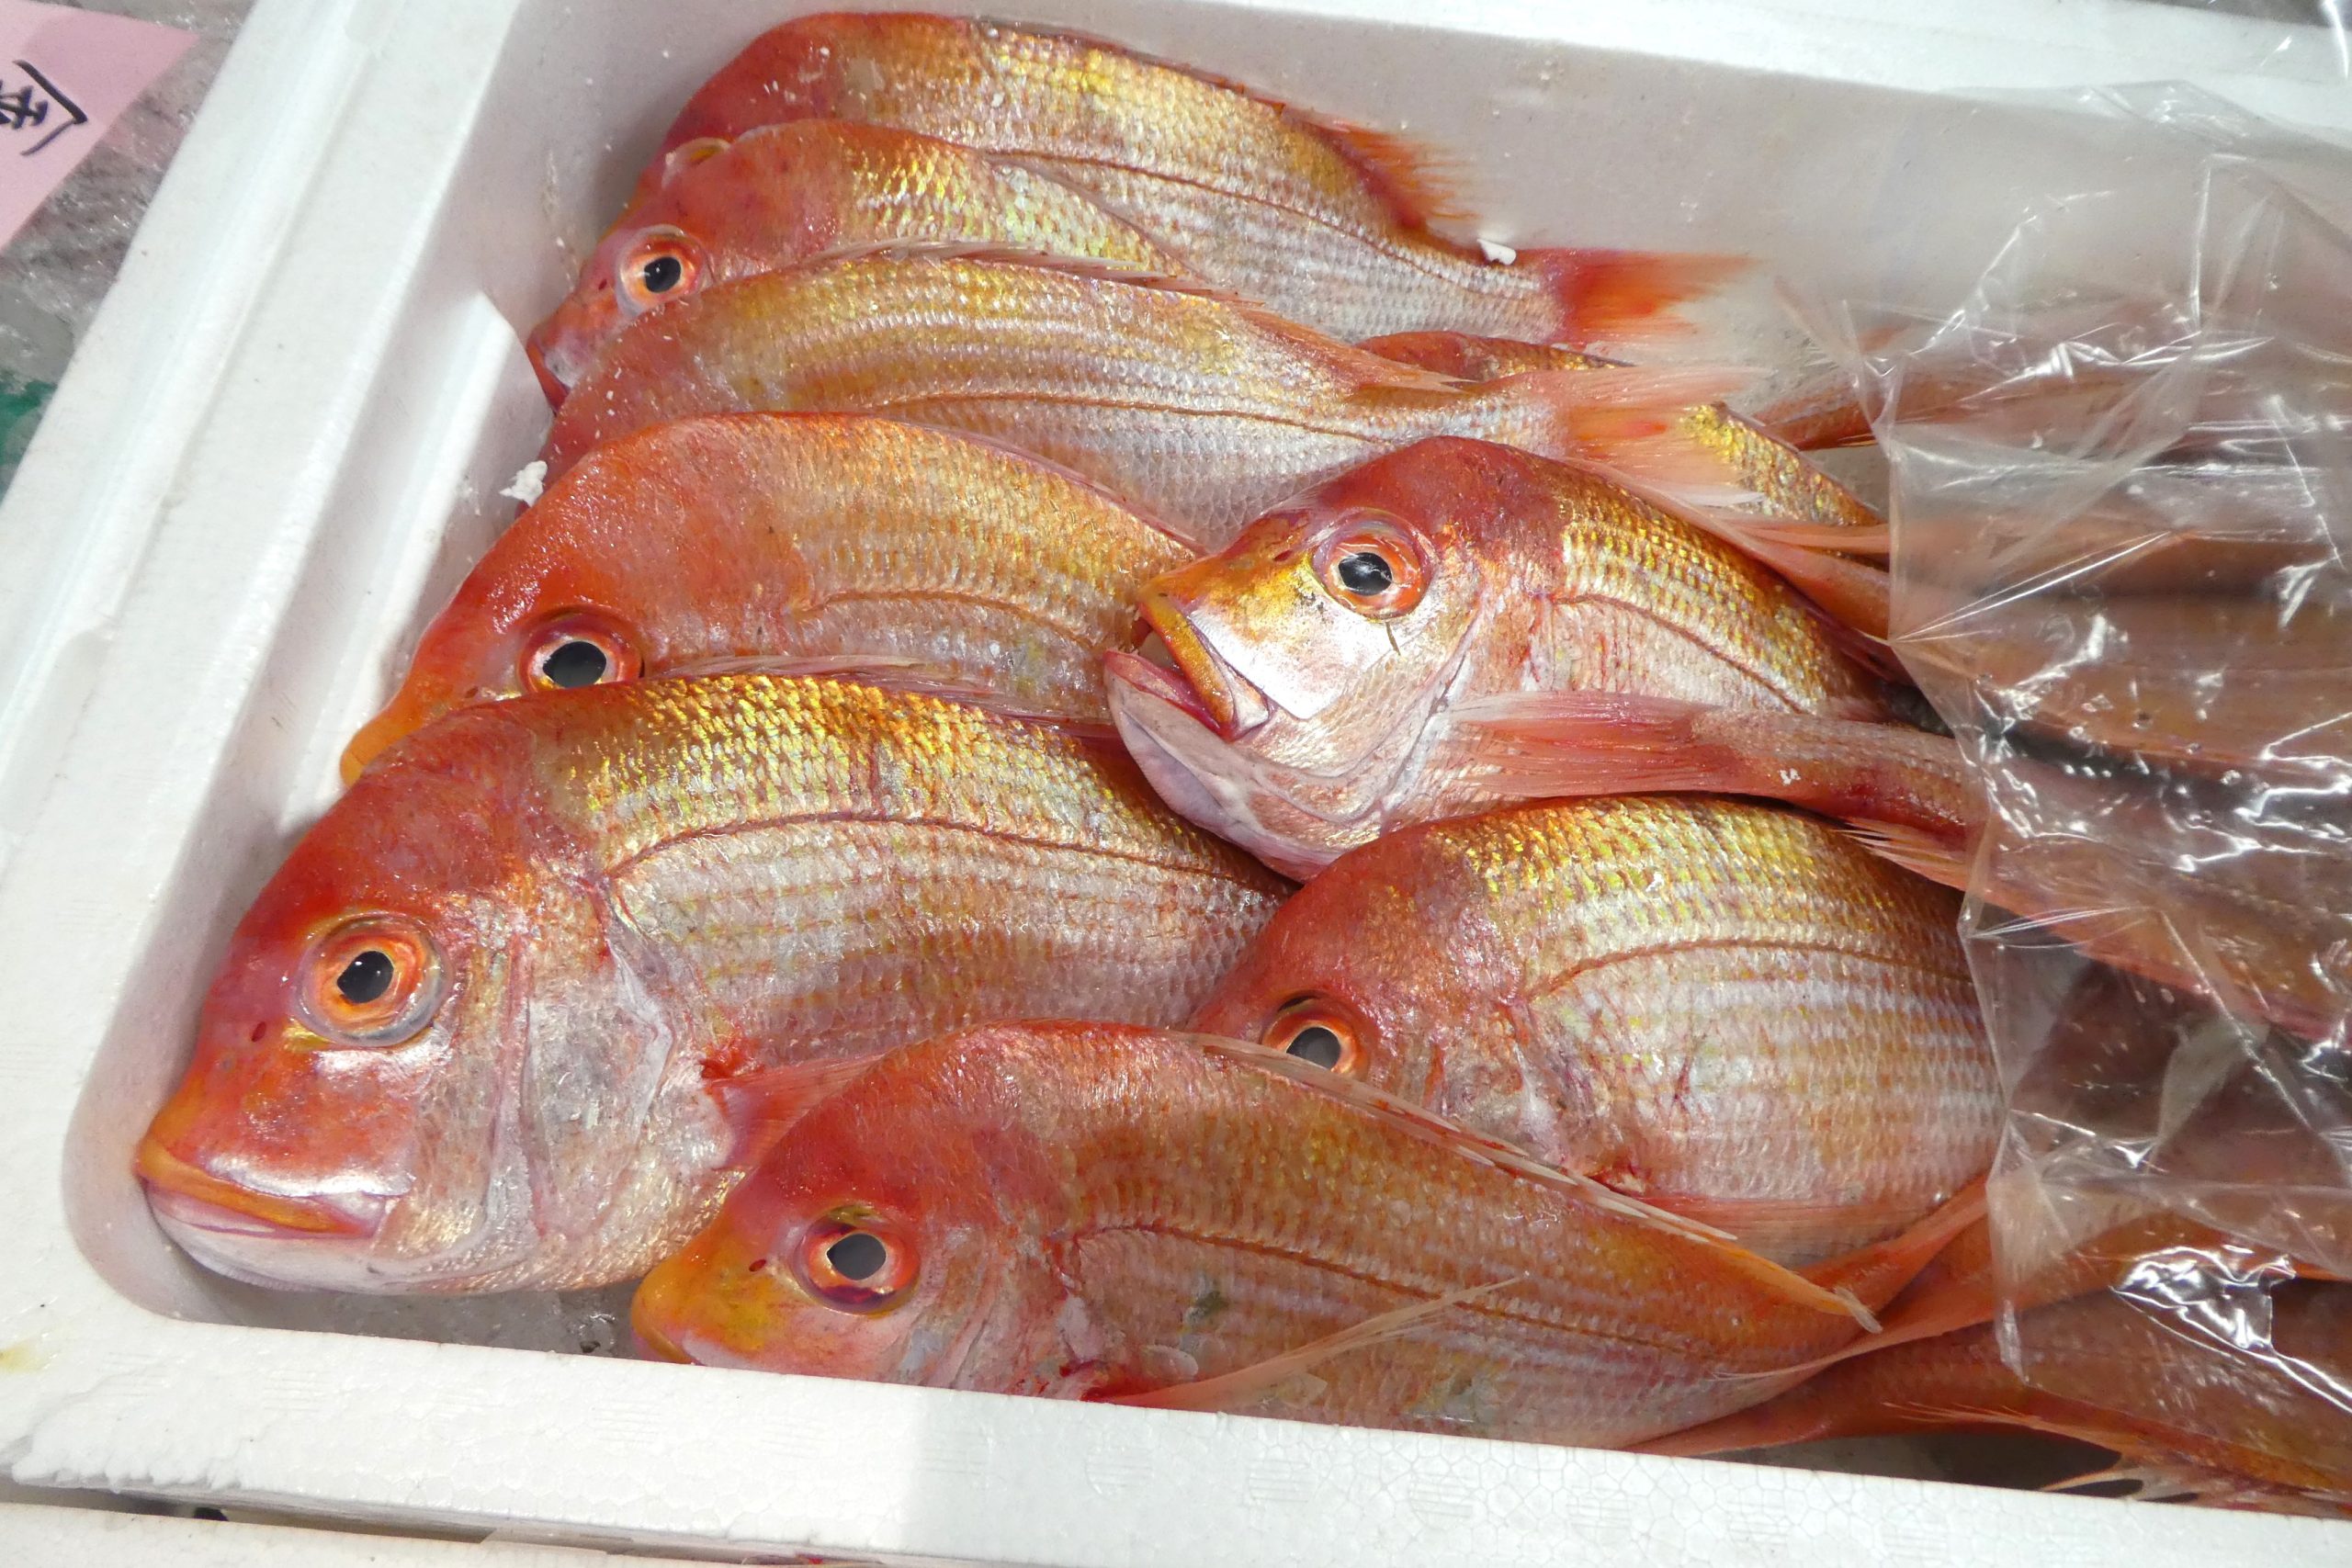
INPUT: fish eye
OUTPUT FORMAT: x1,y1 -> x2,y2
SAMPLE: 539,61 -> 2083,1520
1312,517 -> 1428,619
299,914 -> 444,1046
616,228 -> 707,315
1336,551 -> 1394,595
520,613 -> 640,694
797,1213 -> 918,1313
1263,998 -> 1366,1077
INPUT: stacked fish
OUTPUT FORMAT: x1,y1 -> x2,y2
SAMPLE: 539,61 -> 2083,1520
130,12 -> 2350,1506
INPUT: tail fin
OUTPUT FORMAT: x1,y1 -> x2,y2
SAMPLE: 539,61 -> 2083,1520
1520,247 -> 1747,348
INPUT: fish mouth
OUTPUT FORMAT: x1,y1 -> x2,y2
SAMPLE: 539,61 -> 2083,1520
524,318 -> 592,408
339,698 -> 429,783
629,1258 -> 702,1363
1102,647 -> 1219,733
1131,590 -> 1271,739
136,1134 -> 384,1240
633,1318 -> 693,1363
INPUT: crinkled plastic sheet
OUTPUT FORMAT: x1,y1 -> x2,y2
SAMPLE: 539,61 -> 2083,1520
1792,84 -> 2352,1499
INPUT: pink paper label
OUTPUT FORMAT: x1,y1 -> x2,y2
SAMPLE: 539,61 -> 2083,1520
0,1 -> 194,249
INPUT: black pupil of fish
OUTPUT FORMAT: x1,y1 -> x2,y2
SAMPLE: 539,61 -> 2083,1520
639,254 -> 684,294
1284,1024 -> 1344,1070
541,638 -> 609,688
335,949 -> 397,1007
827,1230 -> 888,1282
1336,551 -> 1395,595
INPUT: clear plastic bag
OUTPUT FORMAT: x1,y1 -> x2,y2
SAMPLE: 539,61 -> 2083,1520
1790,83 -> 2352,1503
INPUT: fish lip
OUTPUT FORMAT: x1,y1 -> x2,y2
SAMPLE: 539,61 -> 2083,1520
1103,649 -> 1218,733
1132,591 -> 1269,740
136,1135 -> 384,1240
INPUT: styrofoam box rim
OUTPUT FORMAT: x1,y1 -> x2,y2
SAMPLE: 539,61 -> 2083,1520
5,1 -> 2352,1562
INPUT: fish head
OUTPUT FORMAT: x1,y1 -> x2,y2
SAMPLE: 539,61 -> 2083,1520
141,705 -> 688,1292
526,150 -> 725,402
1104,438 -> 1529,875
341,528 -> 648,781
631,1085 -> 1015,1383
1189,829 -> 1509,1114
1125,441 -> 1499,773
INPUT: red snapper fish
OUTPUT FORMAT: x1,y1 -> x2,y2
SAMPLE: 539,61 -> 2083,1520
528,120 -> 1182,400
1188,796 -> 1998,1266
627,11 -> 1738,347
1102,435 -> 1968,879
538,251 -> 1737,544
342,413 -> 1193,776
137,677 -> 1287,1292
632,1021 -> 1979,1448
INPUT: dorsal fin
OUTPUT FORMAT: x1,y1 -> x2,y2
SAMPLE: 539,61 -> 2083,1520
1321,120 -> 1470,231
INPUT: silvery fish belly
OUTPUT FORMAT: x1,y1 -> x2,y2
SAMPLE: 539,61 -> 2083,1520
137,676 -> 1289,1294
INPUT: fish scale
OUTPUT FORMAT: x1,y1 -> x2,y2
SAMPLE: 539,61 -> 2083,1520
634,1024 -> 1962,1447
1192,796 -> 1996,1265
1542,509 -> 1854,712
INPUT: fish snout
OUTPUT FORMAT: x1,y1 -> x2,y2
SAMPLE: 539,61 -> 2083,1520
629,1261 -> 698,1362
135,1134 -> 386,1241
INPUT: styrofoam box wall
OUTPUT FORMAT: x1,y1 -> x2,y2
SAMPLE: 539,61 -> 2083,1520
5,0 -> 2352,1562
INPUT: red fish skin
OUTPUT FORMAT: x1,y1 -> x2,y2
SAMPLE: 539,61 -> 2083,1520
528,120 -> 1183,401
1637,1283 -> 2352,1516
632,1022 -> 1968,1447
341,412 -> 1194,773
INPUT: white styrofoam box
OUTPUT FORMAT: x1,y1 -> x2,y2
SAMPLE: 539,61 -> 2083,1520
0,1501 -> 725,1567
5,0 -> 2352,1562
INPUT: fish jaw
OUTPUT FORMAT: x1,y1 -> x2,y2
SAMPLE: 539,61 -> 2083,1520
1104,651 -> 1350,880
135,1124 -> 405,1292
136,1135 -> 383,1240
526,305 -> 598,406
